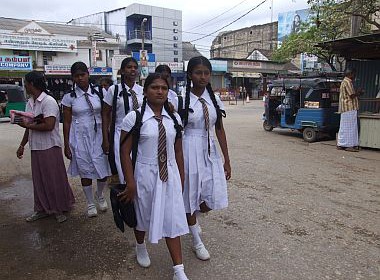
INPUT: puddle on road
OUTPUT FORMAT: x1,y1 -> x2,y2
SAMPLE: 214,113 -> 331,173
0,177 -> 34,217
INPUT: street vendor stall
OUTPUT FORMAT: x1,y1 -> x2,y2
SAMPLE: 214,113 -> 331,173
318,33 -> 380,149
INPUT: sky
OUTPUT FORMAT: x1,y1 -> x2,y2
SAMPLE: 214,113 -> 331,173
1,0 -> 309,56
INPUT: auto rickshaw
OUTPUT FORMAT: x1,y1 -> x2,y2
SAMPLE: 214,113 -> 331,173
0,84 -> 26,118
262,77 -> 341,142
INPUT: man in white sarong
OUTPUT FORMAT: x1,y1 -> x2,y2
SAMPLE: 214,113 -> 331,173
337,69 -> 361,152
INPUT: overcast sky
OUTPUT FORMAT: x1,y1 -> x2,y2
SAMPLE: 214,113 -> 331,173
1,0 -> 309,55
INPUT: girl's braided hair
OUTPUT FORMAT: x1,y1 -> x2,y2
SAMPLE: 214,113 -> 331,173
69,61 -> 89,98
120,57 -> 139,96
183,56 -> 226,129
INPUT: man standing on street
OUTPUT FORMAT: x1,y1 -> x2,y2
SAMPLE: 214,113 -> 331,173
337,69 -> 361,152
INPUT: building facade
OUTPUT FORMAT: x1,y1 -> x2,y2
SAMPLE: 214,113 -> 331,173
69,3 -> 183,63
0,17 -> 119,97
210,22 -> 278,60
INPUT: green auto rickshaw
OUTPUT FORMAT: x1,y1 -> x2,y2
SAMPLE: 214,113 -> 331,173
0,84 -> 26,118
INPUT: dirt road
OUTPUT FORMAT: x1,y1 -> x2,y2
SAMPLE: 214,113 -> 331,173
0,101 -> 379,280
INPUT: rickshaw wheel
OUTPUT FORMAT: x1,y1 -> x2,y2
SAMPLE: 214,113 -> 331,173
303,127 -> 317,142
263,120 -> 273,131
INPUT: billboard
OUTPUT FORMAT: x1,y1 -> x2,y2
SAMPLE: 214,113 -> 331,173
278,9 -> 310,43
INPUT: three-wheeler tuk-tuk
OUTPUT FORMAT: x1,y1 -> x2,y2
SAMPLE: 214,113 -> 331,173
0,84 -> 26,118
263,77 -> 341,142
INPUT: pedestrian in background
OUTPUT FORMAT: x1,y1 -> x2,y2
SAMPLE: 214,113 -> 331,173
155,64 -> 179,111
61,62 -> 111,218
119,73 -> 189,280
337,69 -> 362,152
16,71 -> 74,223
99,77 -> 113,91
102,57 -> 143,184
181,56 -> 231,261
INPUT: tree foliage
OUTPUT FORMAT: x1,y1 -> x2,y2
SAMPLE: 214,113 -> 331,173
272,0 -> 380,71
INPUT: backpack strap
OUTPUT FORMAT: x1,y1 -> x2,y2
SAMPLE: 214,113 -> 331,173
177,94 -> 184,118
108,84 -> 119,175
121,84 -> 130,115
131,110 -> 142,170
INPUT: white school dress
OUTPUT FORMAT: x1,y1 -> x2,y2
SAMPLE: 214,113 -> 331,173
121,105 -> 188,244
103,83 -> 143,183
168,89 -> 179,112
61,86 -> 111,179
182,89 -> 228,215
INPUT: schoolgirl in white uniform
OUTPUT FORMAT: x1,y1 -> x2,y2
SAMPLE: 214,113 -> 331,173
102,57 -> 143,183
181,56 -> 231,261
119,73 -> 189,280
155,64 -> 179,111
62,62 -> 111,218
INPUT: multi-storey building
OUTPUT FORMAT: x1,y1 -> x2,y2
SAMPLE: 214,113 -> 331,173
69,3 -> 183,63
210,22 -> 278,60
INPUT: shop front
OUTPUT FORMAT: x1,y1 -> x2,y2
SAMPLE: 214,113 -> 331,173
319,33 -> 380,149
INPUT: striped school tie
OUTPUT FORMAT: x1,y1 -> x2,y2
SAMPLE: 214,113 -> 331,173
198,98 -> 210,155
129,89 -> 139,110
154,116 -> 168,182
83,92 -> 97,132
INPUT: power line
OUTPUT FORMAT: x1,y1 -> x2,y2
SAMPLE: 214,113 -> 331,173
190,0 -> 270,43
185,0 -> 250,31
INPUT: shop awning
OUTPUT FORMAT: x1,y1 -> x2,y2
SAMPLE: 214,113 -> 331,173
317,33 -> 380,60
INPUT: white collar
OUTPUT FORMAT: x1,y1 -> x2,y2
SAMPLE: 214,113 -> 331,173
142,104 -> 171,123
189,88 -> 212,108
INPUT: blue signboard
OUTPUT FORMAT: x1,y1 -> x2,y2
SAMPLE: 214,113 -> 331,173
89,67 -> 112,75
132,52 -> 156,62
0,56 -> 33,71
210,60 -> 227,72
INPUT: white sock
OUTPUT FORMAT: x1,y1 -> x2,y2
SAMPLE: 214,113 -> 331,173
82,185 -> 94,205
189,223 -> 202,247
173,264 -> 188,280
136,242 -> 148,255
96,181 -> 107,198
173,264 -> 184,273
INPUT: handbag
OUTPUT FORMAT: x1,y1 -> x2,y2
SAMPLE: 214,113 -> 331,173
110,183 -> 137,232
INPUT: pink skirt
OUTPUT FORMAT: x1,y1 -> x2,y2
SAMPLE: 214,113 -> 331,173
31,146 -> 75,214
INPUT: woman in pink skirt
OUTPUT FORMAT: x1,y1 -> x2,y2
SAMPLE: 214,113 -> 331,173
16,71 -> 75,223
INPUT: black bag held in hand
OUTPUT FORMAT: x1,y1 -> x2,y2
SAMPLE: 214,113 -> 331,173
110,110 -> 142,232
110,184 -> 137,231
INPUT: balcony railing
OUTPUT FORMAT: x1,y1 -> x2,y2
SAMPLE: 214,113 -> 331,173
127,30 -> 152,41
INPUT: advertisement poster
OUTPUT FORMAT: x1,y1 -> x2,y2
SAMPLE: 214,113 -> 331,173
278,9 -> 310,43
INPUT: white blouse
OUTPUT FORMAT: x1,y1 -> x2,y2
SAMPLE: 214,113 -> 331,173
103,83 -> 144,128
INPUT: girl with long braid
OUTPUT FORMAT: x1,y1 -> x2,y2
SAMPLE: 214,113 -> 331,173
182,56 -> 231,261
119,73 -> 189,280
62,62 -> 111,218
102,57 -> 143,183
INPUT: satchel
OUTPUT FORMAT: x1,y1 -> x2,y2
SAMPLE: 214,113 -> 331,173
110,184 -> 137,232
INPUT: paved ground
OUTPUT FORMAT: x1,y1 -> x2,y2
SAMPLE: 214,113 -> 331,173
0,100 -> 379,280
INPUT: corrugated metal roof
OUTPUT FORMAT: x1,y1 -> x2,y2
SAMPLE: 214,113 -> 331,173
182,42 -> 202,60
0,17 -> 113,38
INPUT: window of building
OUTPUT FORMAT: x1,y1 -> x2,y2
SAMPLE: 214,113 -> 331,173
96,50 -> 102,61
173,43 -> 178,48
173,29 -> 178,33
173,21 -> 178,26
13,50 -> 30,56
174,58 -> 178,62
174,50 -> 178,55
250,30 -> 253,35
173,36 -> 178,41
